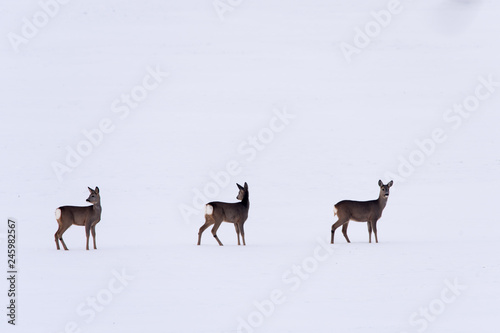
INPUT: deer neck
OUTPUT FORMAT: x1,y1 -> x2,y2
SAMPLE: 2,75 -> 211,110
241,193 -> 249,209
92,201 -> 102,216
377,193 -> 388,210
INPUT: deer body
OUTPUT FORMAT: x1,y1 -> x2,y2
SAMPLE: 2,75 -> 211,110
331,180 -> 393,244
197,183 -> 249,246
55,187 -> 101,250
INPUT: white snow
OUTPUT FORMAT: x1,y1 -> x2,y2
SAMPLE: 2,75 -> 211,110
1,0 -> 499,332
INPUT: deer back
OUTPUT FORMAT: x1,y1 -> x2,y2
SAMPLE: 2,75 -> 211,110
208,201 -> 249,224
335,199 -> 386,222
57,205 -> 101,227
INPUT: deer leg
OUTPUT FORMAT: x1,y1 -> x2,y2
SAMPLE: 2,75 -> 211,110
55,231 -> 61,250
331,219 -> 349,244
234,224 -> 241,245
197,218 -> 214,245
367,221 -> 373,243
341,222 -> 351,243
239,223 -> 246,246
91,225 -> 97,250
372,220 -> 379,243
55,223 -> 70,251
59,237 -> 69,251
211,221 -> 223,246
85,223 -> 91,251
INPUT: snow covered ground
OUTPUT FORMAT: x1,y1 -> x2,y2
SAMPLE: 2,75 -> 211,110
1,0 -> 499,332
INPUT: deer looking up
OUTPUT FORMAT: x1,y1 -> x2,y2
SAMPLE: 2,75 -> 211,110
331,180 -> 393,244
55,187 -> 102,250
197,182 -> 249,246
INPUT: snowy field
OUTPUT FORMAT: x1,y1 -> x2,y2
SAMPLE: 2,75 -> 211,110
1,0 -> 499,332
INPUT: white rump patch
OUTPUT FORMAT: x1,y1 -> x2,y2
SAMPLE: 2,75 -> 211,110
55,208 -> 61,220
205,204 -> 213,215
333,206 -> 337,216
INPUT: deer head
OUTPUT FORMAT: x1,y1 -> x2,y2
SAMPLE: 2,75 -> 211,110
378,180 -> 393,198
86,187 -> 100,204
236,182 -> 248,200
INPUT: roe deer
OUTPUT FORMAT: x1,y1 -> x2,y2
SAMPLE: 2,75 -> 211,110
55,187 -> 102,250
197,182 -> 249,246
331,180 -> 393,244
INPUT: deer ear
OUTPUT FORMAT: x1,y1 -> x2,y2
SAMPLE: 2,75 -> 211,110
236,183 -> 243,190
378,180 -> 383,187
387,180 -> 393,187
88,187 -> 93,193
244,182 -> 248,189
95,187 -> 100,194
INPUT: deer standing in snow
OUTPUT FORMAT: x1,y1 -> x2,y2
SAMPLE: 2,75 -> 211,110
197,182 -> 249,246
331,180 -> 393,244
54,187 -> 102,250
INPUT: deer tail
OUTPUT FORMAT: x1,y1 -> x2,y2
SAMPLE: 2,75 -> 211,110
205,204 -> 214,216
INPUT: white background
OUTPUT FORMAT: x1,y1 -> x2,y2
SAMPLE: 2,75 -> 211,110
1,0 -> 499,332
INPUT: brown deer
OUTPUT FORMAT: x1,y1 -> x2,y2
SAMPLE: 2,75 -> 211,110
54,187 -> 102,250
331,180 -> 393,244
197,182 -> 249,246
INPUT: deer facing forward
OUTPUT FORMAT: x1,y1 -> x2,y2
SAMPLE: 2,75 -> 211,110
55,187 -> 102,250
331,180 -> 393,244
198,182 -> 249,246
